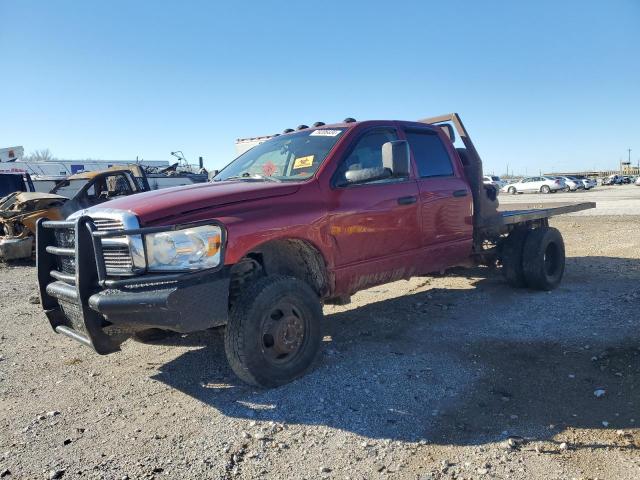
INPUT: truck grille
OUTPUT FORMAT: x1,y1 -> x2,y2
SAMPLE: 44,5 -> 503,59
102,245 -> 133,272
50,214 -> 138,276
54,228 -> 76,274
92,218 -> 135,274
92,218 -> 125,232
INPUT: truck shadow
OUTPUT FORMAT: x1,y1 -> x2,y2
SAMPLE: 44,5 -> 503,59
151,256 -> 640,446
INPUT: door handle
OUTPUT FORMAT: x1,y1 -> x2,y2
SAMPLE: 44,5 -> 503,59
452,189 -> 468,198
397,195 -> 417,205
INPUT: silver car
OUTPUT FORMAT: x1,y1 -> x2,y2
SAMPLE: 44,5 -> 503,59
501,176 -> 566,194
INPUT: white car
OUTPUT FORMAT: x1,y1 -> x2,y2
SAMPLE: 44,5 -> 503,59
635,176 -> 640,186
483,175 -> 507,189
500,176 -> 566,194
556,176 -> 582,191
574,176 -> 596,189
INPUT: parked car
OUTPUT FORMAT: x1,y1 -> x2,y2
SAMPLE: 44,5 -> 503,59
556,176 -> 582,192
0,172 -> 35,197
483,175 -> 507,189
500,176 -> 566,194
602,175 -> 621,185
620,176 -> 632,184
573,175 -> 597,189
635,176 -> 640,186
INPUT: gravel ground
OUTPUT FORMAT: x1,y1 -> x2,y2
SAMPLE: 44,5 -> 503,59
1,191 -> 640,479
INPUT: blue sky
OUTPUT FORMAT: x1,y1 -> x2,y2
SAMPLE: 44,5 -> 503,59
1,0 -> 638,174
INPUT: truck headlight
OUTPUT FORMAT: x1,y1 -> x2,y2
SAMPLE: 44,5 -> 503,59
144,225 -> 223,271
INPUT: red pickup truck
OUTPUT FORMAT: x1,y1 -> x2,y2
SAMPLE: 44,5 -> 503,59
37,114 -> 594,387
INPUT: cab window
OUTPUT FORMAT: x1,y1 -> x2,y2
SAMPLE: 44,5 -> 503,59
333,128 -> 399,186
405,130 -> 454,178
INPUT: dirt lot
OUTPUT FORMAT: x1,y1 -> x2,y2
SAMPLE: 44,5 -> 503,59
1,186 -> 639,479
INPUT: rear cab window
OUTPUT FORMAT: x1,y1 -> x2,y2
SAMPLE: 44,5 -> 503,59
404,130 -> 455,178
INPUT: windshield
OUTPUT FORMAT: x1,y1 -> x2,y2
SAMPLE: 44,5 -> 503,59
51,178 -> 90,197
215,128 -> 346,182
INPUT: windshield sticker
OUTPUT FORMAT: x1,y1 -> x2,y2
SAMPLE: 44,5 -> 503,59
310,129 -> 342,137
261,161 -> 277,176
292,155 -> 314,169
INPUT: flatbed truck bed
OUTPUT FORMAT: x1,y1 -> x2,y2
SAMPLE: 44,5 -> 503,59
490,201 -> 596,227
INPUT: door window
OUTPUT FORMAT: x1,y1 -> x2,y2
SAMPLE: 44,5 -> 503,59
405,130 -> 454,178
334,128 -> 399,186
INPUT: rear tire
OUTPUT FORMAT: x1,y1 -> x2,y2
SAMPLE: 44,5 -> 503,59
540,185 -> 551,194
501,229 -> 528,288
224,275 -> 323,388
522,227 -> 565,291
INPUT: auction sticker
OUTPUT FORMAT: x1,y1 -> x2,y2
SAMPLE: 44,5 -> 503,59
293,155 -> 314,169
310,129 -> 342,137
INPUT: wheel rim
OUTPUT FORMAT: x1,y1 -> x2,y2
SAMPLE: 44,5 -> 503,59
543,242 -> 560,277
509,187 -> 515,194
260,299 -> 308,365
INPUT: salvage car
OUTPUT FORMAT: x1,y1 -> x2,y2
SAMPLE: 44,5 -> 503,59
602,174 -> 621,185
501,176 -> 565,194
0,166 -> 149,260
37,113 -> 595,387
0,172 -> 35,197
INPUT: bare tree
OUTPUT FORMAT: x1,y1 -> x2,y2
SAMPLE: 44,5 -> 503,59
24,149 -> 56,162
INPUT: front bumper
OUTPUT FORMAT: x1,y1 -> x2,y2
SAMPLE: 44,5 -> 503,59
37,216 -> 230,354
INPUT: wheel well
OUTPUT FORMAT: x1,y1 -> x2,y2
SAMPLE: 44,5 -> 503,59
229,239 -> 330,304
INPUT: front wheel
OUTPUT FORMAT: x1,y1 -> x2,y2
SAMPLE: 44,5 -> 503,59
224,275 -> 323,387
508,186 -> 517,195
540,185 -> 551,194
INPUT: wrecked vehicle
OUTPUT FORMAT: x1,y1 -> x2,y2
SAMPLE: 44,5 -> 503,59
0,172 -> 35,197
0,166 -> 149,260
37,113 -> 595,387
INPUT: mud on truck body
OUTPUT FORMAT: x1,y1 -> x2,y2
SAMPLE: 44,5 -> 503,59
36,114 -> 594,387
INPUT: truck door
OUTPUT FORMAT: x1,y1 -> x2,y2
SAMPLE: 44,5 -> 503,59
404,128 -> 473,273
327,127 -> 422,292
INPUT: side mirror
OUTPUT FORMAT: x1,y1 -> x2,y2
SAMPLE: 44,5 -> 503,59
343,167 -> 391,185
382,140 -> 410,177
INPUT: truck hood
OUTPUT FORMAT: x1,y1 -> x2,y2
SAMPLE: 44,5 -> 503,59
85,180 -> 301,224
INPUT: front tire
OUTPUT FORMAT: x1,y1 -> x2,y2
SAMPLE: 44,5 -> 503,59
224,275 -> 323,387
508,186 -> 517,195
540,185 -> 551,194
522,227 -> 565,290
